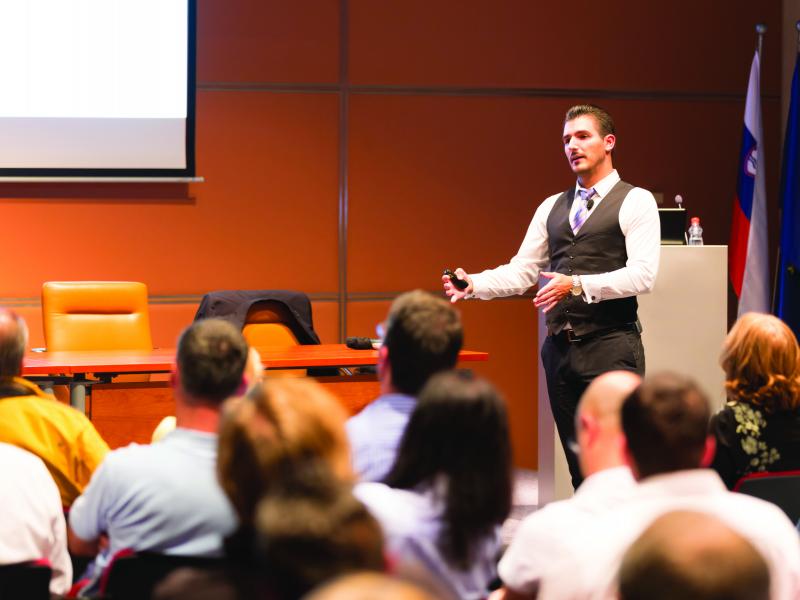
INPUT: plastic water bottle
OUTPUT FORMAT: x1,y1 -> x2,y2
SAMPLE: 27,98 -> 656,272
688,217 -> 704,246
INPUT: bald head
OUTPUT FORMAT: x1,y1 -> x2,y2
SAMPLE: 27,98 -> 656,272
618,510 -> 770,600
574,371 -> 641,477
0,309 -> 28,377
579,371 -> 642,424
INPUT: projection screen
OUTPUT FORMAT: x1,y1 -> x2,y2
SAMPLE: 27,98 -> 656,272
0,0 -> 196,178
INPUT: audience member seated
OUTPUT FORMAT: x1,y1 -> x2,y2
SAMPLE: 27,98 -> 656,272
711,313 -> 800,489
538,372 -> 800,600
67,318 -> 248,597
617,510 -> 770,600
217,377 -> 353,559
347,290 -> 463,482
355,371 -> 512,600
0,308 -> 109,507
0,442 -> 72,595
154,463 -> 384,600
492,371 -> 641,600
154,380 -> 358,599
252,463 -> 385,598
150,347 -> 263,444
304,572 -> 438,600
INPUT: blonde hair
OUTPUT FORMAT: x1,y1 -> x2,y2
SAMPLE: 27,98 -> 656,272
720,313 -> 800,413
217,378 -> 352,524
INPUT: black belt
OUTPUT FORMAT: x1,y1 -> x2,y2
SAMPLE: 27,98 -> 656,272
550,321 -> 641,344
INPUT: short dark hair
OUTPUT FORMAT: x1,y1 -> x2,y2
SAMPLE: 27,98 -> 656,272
176,318 -> 248,405
383,290 -> 463,395
618,510 -> 770,600
0,309 -> 28,377
565,104 -> 616,137
255,463 -> 385,599
621,372 -> 711,478
385,371 -> 513,569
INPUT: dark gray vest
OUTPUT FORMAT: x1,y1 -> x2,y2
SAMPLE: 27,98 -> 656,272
545,180 -> 638,336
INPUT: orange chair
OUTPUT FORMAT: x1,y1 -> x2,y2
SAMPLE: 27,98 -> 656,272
42,281 -> 153,352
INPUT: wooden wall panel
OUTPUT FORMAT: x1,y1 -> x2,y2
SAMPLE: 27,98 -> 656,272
347,298 -> 538,470
0,92 -> 340,298
197,0 -> 340,83
349,0 -> 781,93
348,95 -> 563,293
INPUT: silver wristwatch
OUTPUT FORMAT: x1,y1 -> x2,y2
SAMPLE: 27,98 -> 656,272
571,275 -> 583,296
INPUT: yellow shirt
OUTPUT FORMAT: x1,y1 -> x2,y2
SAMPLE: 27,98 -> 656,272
0,377 -> 109,506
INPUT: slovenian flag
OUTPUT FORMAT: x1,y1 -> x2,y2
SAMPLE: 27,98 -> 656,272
730,50 -> 769,316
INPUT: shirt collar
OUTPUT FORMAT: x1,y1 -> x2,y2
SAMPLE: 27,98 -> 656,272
575,465 -> 635,497
574,169 -> 620,200
632,469 -> 726,499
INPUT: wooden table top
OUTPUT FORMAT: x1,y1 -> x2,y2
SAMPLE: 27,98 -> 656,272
22,344 -> 488,375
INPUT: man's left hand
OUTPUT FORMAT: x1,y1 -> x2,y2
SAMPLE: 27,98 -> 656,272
534,272 -> 573,313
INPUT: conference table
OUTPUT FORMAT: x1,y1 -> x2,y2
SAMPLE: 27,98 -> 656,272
22,344 -> 488,448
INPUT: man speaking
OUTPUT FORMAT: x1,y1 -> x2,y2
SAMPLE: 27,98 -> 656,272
443,105 -> 660,488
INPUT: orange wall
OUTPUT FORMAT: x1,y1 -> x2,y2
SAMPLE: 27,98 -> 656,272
0,1 -> 784,470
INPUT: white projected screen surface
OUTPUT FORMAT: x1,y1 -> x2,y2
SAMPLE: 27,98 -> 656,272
0,0 -> 188,170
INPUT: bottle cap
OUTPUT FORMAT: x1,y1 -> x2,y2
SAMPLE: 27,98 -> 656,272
690,217 -> 700,225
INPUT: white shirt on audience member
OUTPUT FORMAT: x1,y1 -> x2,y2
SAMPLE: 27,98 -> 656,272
355,480 -> 501,600
538,469 -> 800,600
498,466 -> 635,595
0,442 -> 71,595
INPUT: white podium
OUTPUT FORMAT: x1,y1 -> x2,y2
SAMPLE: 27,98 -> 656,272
537,245 -> 728,504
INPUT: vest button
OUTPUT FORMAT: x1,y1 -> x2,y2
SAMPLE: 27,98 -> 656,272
571,241 -> 576,246
565,309 -> 570,314
568,268 -> 573,273
569,255 -> 574,259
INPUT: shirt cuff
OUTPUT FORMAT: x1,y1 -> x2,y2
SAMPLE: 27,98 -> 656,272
580,275 -> 601,304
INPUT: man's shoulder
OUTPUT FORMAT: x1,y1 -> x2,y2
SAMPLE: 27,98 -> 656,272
347,395 -> 415,431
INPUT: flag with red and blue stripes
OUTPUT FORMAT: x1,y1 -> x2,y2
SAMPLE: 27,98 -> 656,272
730,50 -> 769,315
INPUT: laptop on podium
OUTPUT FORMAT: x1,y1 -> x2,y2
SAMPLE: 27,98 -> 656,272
658,208 -> 687,245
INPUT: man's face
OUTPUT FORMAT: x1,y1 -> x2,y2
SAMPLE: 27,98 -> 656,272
562,114 -> 615,178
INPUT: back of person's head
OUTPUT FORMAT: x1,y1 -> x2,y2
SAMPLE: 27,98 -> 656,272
382,290 -> 463,396
721,312 -> 800,413
564,103 -> 616,137
621,372 -> 710,479
303,572 -> 438,600
618,510 -> 770,600
217,378 -> 351,525
575,370 -> 641,476
0,309 -> 28,377
384,371 -> 512,570
255,464 -> 385,599
176,318 -> 248,405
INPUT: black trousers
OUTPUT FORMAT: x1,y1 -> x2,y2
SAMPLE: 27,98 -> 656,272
540,327 -> 645,490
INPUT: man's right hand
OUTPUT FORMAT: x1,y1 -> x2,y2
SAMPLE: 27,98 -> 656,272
442,267 -> 473,303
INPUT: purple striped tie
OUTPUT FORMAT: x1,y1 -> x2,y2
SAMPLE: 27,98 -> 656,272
571,187 -> 595,234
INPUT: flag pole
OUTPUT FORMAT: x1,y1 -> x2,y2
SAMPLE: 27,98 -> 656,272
756,23 -> 766,57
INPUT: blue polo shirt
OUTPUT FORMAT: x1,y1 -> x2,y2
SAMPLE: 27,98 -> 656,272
69,428 -> 236,591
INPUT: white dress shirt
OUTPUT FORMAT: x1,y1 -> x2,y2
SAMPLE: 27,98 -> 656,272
469,170 -> 660,305
538,470 -> 800,600
498,466 -> 635,595
0,443 -> 72,595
